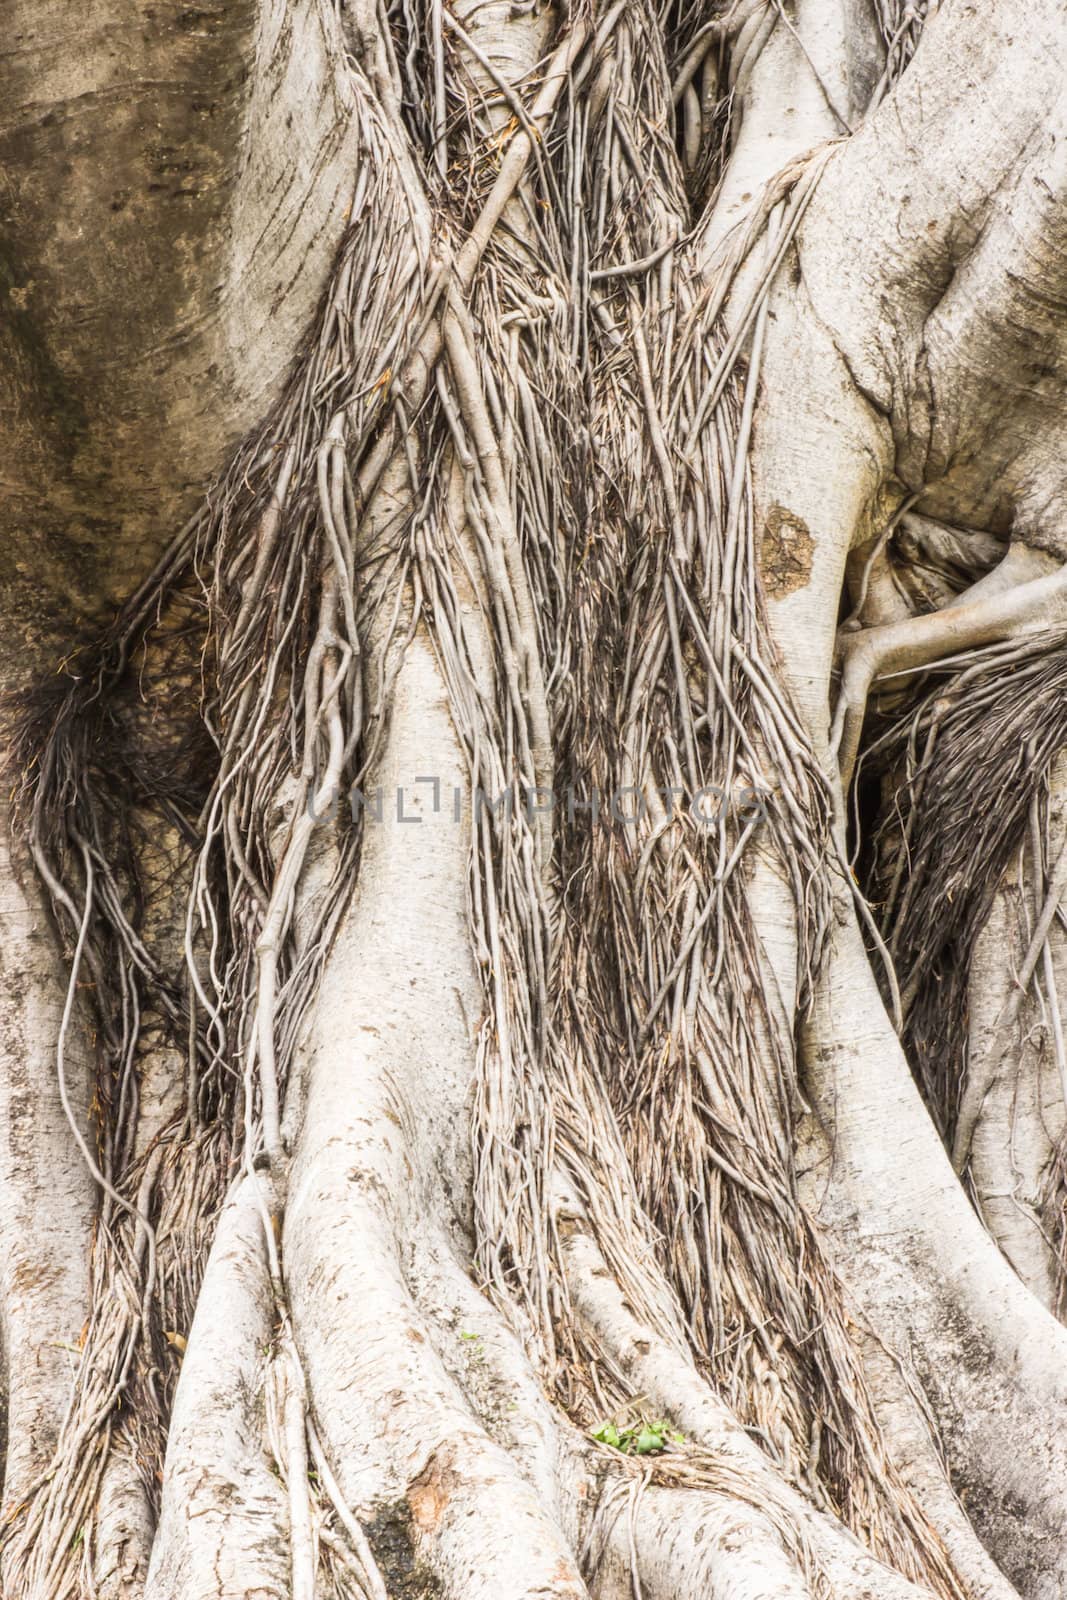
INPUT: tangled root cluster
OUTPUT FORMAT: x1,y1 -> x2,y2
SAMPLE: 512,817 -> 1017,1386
863,631 -> 1067,1139
3,3 -> 964,1596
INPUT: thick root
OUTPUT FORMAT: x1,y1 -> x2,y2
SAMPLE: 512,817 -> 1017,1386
966,885 -> 1064,1307
145,1178 -> 289,1600
832,555 -> 1067,787
801,897 -> 1067,1596
557,1197 -> 976,1600
281,632 -> 588,1598
285,1099 -> 589,1598
94,1450 -> 154,1599
589,1483 -> 813,1600
0,821 -> 94,1548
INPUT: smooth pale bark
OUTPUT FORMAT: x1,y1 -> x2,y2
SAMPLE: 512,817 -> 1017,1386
740,10 -> 1067,1587
745,846 -> 1019,1600
0,817 -> 95,1540
748,268 -> 1067,1600
795,0 -> 1067,548
284,630 -> 588,1599
146,1177 -> 289,1600
589,1485 -> 812,1600
964,744 -> 1067,1309
401,1222 -> 578,1528
968,890 -> 1063,1308
702,0 -> 863,265
799,904 -> 1067,1597
94,1444 -> 155,1600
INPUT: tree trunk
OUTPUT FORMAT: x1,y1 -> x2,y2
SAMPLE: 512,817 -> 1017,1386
2,2 -> 1066,1598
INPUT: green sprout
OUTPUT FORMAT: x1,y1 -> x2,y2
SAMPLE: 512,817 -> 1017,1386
591,1416 -> 683,1456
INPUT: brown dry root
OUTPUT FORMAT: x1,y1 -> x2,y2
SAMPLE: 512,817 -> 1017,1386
859,628 -> 1067,1128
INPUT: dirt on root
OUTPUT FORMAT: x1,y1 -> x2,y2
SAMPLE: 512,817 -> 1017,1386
761,503 -> 815,597
364,1500 -> 445,1600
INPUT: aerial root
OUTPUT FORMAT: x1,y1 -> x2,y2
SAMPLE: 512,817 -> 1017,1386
93,1446 -> 154,1599
4,919 -> 987,1600
401,1226 -> 830,1600
952,835 -> 1067,1174
591,1483 -> 815,1600
2,5 -> 987,1595
282,1082 -> 840,1600
400,1223 -> 581,1520
832,553 -> 1067,786
849,1334 -> 1021,1600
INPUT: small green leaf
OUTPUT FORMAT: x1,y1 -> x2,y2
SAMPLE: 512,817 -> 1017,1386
592,1422 -> 621,1448
633,1427 -> 664,1455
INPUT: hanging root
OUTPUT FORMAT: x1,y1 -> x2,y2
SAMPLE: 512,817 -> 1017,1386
1,2 -> 975,1596
850,620 -> 1067,1318
859,626 -> 1067,1144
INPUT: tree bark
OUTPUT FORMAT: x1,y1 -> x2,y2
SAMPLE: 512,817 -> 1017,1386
2,2 -> 1067,1598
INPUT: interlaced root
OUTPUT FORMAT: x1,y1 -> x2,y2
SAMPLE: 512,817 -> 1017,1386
861,630 -> 1067,1146
4,3 -> 963,1596
854,629 -> 1067,1312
